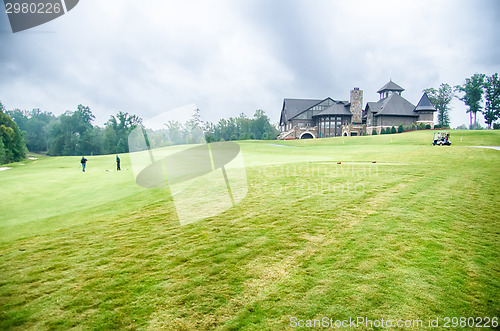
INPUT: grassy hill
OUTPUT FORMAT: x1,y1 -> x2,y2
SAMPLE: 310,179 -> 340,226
1,130 -> 499,329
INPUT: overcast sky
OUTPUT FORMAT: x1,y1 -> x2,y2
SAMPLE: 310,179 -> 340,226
1,0 -> 499,129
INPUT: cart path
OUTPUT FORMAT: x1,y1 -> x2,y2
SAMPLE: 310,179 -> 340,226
467,146 -> 500,151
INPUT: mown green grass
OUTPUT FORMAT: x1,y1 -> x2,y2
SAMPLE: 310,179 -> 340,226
1,130 -> 499,330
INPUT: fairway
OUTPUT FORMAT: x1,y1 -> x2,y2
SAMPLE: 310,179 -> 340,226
1,130 -> 499,330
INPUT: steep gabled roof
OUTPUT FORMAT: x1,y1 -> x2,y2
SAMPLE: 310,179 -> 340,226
415,92 -> 437,111
377,80 -> 405,93
283,98 -> 322,117
280,98 -> 322,125
366,101 -> 382,113
371,93 -> 418,117
313,101 -> 352,116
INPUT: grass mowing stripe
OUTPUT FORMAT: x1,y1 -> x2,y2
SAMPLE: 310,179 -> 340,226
0,130 -> 499,329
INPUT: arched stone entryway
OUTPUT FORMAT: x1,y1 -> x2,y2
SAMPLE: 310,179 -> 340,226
300,132 -> 315,139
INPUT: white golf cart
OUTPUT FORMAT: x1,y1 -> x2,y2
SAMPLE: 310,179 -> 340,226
432,131 -> 451,146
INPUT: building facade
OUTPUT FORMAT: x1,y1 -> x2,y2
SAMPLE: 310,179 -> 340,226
278,80 -> 436,139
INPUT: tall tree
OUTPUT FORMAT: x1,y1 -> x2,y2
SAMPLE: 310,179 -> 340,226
48,105 -> 99,156
483,73 -> 500,129
455,74 -> 485,130
104,111 -> 142,153
251,109 -> 279,140
0,102 -> 27,164
423,83 -> 453,127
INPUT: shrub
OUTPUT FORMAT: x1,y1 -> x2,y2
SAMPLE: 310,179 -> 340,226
372,129 -> 377,135
417,123 -> 426,130
398,124 -> 404,133
434,124 -> 442,129
249,133 -> 256,140
425,124 -> 431,129
493,123 -> 500,130
261,132 -> 269,140
230,135 -> 237,141
391,126 -> 396,134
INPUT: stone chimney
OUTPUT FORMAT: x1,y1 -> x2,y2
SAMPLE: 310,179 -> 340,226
350,87 -> 363,124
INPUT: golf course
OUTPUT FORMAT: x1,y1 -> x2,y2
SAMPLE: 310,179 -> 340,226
1,130 -> 499,330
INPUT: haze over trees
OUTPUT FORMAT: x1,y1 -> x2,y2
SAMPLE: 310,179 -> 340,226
144,109 -> 279,147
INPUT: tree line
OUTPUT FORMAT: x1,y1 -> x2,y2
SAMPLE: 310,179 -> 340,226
424,73 -> 500,129
0,102 -> 279,164
133,109 -> 279,149
5,104 -> 141,157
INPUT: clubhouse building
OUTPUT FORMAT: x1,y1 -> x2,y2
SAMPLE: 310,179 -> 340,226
278,80 -> 436,139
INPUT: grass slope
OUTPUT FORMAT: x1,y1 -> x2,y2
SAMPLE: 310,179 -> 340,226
1,130 -> 499,330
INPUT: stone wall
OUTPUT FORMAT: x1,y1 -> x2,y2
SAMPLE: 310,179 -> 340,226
278,125 -> 318,139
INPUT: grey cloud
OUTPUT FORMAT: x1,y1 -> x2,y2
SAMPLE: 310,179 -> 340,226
0,0 -> 499,128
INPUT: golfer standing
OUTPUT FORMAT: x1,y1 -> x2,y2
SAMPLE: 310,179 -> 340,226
81,156 -> 87,172
116,155 -> 121,171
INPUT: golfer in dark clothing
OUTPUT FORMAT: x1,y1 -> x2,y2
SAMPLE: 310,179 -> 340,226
81,156 -> 87,172
116,155 -> 121,171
